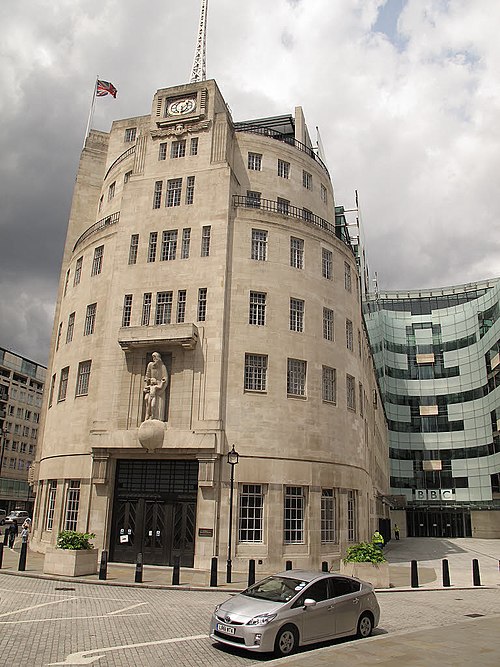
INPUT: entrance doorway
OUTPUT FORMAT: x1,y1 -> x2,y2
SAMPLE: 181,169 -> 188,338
406,508 -> 471,537
110,459 -> 198,566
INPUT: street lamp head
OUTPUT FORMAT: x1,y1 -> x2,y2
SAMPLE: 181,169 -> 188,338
227,444 -> 239,466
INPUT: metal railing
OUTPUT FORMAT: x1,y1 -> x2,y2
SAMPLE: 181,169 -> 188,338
73,212 -> 120,252
103,146 -> 136,181
234,124 -> 330,176
233,195 -> 352,248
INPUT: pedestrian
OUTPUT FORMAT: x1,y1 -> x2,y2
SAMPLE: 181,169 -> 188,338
21,525 -> 29,544
22,518 -> 31,532
394,524 -> 400,540
372,530 -> 384,550
8,521 -> 18,548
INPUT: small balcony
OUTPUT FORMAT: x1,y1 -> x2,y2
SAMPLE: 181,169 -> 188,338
118,322 -> 199,351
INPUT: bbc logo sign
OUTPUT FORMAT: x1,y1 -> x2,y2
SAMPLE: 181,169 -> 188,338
414,489 -> 455,501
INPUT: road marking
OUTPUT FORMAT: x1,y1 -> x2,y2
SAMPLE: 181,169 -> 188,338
48,634 -> 208,665
0,597 -> 79,618
0,612 -> 149,625
106,602 -> 147,615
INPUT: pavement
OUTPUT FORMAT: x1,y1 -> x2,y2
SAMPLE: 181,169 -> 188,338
1,535 -> 499,665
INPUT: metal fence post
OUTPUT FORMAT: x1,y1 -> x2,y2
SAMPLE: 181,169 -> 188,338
135,552 -> 143,583
411,560 -> 419,588
172,555 -> 180,585
248,559 -> 255,587
210,556 -> 218,587
99,550 -> 108,580
472,559 -> 481,586
442,559 -> 451,587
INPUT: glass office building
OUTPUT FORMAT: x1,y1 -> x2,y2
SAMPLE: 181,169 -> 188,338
364,279 -> 500,538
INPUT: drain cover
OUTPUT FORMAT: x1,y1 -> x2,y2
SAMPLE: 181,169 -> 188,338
464,613 -> 485,618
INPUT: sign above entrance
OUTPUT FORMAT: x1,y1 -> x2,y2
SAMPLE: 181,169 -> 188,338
414,489 -> 455,501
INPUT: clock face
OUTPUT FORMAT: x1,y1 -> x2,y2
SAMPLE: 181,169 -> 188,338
167,98 -> 196,116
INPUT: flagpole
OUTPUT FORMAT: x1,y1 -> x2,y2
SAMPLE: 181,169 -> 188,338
83,76 -> 98,150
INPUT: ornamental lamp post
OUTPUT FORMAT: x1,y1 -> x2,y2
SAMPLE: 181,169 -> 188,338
226,444 -> 239,583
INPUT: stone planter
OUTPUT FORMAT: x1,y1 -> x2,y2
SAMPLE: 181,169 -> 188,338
43,547 -> 99,577
340,561 -> 390,589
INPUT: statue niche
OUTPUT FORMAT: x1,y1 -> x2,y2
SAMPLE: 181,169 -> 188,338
143,351 -> 169,422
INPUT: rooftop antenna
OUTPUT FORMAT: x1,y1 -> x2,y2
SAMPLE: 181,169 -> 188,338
190,0 -> 208,82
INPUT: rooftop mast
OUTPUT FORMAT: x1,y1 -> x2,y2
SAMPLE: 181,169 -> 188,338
190,0 -> 208,82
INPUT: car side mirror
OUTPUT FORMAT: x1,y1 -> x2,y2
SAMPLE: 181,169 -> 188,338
303,598 -> 316,608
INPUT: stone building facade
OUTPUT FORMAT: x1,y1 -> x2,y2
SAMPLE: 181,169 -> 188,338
31,80 -> 388,573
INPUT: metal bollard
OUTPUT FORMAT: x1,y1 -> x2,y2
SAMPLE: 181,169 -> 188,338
99,550 -> 108,580
285,560 -> 292,571
135,552 -> 143,583
321,561 -> 329,572
3,530 -> 7,546
411,559 -> 419,588
18,541 -> 27,571
210,556 -> 218,587
472,558 -> 481,586
248,559 -> 256,587
172,555 -> 180,585
0,543 -> 3,568
442,559 -> 451,587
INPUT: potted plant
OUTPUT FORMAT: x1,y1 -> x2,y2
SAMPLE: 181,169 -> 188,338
340,541 -> 390,588
43,530 -> 99,577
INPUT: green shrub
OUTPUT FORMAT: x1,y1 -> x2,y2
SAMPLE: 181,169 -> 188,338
343,542 -> 386,564
56,530 -> 96,550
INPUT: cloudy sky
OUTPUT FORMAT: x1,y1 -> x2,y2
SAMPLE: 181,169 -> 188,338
1,0 -> 500,365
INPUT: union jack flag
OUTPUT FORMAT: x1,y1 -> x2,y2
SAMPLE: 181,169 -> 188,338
96,80 -> 117,98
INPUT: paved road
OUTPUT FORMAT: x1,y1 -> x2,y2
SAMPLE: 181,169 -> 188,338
0,573 -> 498,666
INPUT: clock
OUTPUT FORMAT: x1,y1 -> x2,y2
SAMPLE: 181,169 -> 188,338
167,98 -> 196,116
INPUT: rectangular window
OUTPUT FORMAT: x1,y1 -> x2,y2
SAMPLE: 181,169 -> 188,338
302,170 -> 312,190
181,228 -> 191,258
148,232 -> 158,262
347,490 -> 357,542
176,290 -> 187,323
246,190 -> 261,208
322,366 -> 336,403
344,261 -> 352,292
321,489 -> 336,543
249,291 -> 266,326
161,230 -> 178,261
124,170 -> 132,184
290,237 -> 304,269
155,291 -> 173,325
251,229 -> 267,261
167,178 -> 182,207
45,480 -> 57,531
64,269 -> 70,296
190,137 -> 199,156
277,197 -> 290,215
91,245 -> 104,276
284,486 -> 304,543
346,374 -> 356,411
73,257 -> 83,286
201,225 -> 211,257
48,374 -> 56,408
66,312 -> 75,344
277,159 -> 290,179
248,152 -> 262,170
197,288 -> 207,322
290,298 -> 304,332
346,319 -> 353,351
122,294 -> 133,327
244,354 -> 267,391
359,382 -> 364,417
322,248 -> 333,279
64,481 -> 81,531
108,182 -> 115,201
238,484 -> 264,542
153,181 -> 163,209
320,183 -> 327,204
186,175 -> 195,204
56,322 -> 62,351
141,293 -> 152,326
128,234 -> 139,264
171,139 -> 186,158
75,360 -> 91,397
124,127 -> 136,142
158,142 -> 167,160
98,195 -> 103,212
323,308 -> 334,341
84,303 -> 97,336
287,358 -> 306,396
58,367 -> 69,402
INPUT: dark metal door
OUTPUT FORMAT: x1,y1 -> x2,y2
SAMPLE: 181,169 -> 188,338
111,499 -> 139,563
143,501 -> 169,565
171,502 -> 196,567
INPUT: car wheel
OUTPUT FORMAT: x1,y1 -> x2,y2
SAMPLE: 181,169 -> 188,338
274,625 -> 298,657
356,613 -> 373,638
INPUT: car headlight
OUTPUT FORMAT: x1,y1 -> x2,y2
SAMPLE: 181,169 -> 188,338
247,613 -> 277,626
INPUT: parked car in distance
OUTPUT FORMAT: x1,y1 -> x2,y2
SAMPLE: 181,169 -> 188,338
4,510 -> 30,525
210,570 -> 380,657
0,509 -> 6,525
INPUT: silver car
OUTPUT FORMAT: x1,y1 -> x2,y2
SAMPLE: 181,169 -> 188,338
210,570 -> 380,657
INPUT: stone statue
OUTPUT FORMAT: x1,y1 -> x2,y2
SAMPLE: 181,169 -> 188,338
144,352 -> 169,421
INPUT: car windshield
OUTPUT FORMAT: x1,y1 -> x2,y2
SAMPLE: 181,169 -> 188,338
242,576 -> 307,603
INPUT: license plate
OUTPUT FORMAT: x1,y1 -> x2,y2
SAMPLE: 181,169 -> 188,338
217,623 -> 235,635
